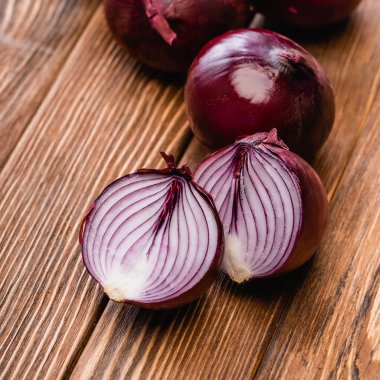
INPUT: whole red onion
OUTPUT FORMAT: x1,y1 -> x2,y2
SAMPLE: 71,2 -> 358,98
103,0 -> 254,73
80,153 -> 223,309
253,0 -> 363,28
194,130 -> 328,282
185,29 -> 335,159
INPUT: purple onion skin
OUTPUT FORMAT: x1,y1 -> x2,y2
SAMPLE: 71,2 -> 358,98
80,155 -> 223,310
103,0 -> 254,73
268,142 -> 329,275
185,29 -> 335,160
194,130 -> 329,280
253,0 -> 362,28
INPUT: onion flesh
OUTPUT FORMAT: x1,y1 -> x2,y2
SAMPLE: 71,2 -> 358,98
80,153 -> 223,309
194,130 -> 328,282
104,0 -> 254,73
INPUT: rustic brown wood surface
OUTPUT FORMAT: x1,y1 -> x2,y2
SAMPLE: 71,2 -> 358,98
0,0 -> 100,169
0,1 -> 379,379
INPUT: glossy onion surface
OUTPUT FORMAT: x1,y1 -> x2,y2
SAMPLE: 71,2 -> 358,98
81,154 -> 223,309
194,130 -> 328,282
253,0 -> 362,28
104,0 -> 254,73
185,29 -> 335,159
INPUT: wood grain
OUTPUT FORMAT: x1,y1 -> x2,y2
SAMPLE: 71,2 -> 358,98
71,1 -> 380,379
0,8 -> 191,379
256,73 -> 380,380
0,0 -> 99,169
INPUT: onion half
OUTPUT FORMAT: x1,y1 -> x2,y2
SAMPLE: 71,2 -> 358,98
194,130 -> 328,282
80,153 -> 223,309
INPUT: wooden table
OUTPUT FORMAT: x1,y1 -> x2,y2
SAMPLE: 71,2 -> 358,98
1,1 -> 379,379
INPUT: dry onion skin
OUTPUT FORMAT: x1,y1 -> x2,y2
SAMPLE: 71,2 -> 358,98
80,153 -> 223,309
185,28 -> 335,160
103,0 -> 254,73
194,130 -> 328,283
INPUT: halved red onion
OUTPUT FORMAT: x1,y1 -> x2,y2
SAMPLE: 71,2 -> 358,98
80,153 -> 223,309
194,130 -> 328,282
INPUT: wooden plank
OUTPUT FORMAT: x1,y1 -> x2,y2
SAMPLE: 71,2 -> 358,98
309,0 -> 380,196
0,8 -> 191,379
71,1 -> 380,378
0,0 -> 99,169
255,74 -> 380,380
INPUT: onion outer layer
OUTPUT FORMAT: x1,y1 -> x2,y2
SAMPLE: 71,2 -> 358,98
185,28 -> 335,160
103,0 -> 254,73
194,130 -> 329,282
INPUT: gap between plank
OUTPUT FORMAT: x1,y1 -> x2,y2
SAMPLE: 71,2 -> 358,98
0,2 -> 101,173
61,295 -> 109,380
0,3 -> 111,377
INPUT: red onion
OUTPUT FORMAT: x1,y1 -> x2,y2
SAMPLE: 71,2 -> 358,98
185,29 -> 335,159
253,0 -> 363,28
103,0 -> 254,73
194,130 -> 328,282
80,153 -> 223,309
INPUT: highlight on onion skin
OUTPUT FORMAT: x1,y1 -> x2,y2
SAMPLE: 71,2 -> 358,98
252,0 -> 363,29
185,29 -> 335,160
80,153 -> 223,309
103,0 -> 254,73
194,130 -> 329,283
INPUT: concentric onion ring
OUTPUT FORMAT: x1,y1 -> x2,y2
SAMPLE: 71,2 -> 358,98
194,130 -> 328,282
80,154 -> 223,309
